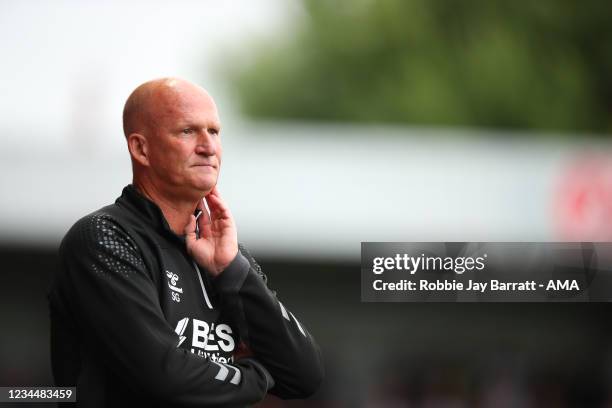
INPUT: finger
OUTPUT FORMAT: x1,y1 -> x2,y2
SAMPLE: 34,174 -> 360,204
233,341 -> 254,360
197,198 -> 211,224
210,186 -> 222,199
206,187 -> 230,212
205,192 -> 227,211
205,193 -> 232,220
209,186 -> 229,208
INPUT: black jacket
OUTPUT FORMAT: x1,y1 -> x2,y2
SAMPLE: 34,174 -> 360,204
48,185 -> 324,407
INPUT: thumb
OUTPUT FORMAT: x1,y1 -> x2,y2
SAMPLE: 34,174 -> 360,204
184,214 -> 197,247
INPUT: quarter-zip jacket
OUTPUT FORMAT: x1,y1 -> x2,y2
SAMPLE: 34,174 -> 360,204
48,185 -> 324,407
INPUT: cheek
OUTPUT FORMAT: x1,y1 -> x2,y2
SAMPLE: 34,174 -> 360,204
216,143 -> 223,164
150,143 -> 190,174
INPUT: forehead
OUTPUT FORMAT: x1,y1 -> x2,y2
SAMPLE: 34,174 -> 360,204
154,84 -> 220,127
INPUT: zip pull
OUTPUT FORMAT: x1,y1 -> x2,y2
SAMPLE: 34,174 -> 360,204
192,260 -> 213,309
194,209 -> 203,239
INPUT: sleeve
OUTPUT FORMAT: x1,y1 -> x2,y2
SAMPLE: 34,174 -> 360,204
211,244 -> 325,399
56,213 -> 273,407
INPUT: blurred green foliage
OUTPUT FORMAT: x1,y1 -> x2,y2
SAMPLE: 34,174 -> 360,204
227,0 -> 612,135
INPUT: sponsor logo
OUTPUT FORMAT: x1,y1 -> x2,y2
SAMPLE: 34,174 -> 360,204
174,317 -> 236,363
175,317 -> 189,346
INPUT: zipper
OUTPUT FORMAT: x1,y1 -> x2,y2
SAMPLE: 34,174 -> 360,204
191,208 -> 213,309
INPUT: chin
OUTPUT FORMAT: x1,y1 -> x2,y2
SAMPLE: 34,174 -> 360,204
193,179 -> 217,194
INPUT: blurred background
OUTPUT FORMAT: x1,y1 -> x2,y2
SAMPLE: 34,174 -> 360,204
1,0 -> 612,406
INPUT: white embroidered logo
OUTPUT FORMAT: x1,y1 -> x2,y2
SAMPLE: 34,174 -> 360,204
166,270 -> 183,302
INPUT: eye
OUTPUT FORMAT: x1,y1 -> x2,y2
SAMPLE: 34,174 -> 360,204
182,128 -> 194,135
209,128 -> 219,136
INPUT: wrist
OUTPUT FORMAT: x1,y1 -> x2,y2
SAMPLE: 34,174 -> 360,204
212,251 -> 250,293
211,247 -> 239,277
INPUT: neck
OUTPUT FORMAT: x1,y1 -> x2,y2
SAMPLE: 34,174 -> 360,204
133,178 -> 199,235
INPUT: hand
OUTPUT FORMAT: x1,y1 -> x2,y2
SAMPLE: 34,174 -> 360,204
233,341 -> 254,360
184,186 -> 238,277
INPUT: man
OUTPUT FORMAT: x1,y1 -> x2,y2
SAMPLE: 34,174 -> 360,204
48,78 -> 324,407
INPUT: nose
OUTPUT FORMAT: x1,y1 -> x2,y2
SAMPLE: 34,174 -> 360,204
195,130 -> 217,156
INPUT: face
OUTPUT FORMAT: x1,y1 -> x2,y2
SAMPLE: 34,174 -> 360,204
144,83 -> 222,199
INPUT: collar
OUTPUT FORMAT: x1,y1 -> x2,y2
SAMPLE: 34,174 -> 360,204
115,184 -> 186,244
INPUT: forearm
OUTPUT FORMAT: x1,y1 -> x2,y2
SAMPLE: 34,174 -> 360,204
212,252 -> 324,399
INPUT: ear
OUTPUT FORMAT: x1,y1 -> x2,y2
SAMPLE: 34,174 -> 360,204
127,133 -> 149,166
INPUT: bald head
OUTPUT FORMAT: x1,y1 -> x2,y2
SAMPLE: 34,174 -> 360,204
122,78 -> 216,138
123,77 -> 223,202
